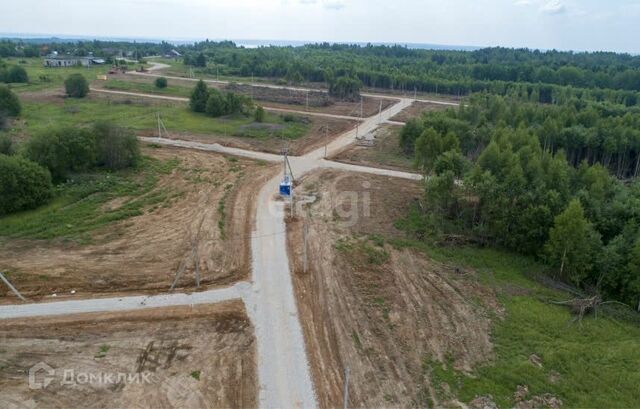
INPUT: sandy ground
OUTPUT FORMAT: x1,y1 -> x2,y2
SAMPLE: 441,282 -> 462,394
390,100 -> 453,123
0,146 -> 277,302
0,301 -> 256,409
286,170 -> 501,408
330,124 -> 414,172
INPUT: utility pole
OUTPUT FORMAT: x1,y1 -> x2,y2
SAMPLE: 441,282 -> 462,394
343,366 -> 350,409
251,72 -> 254,102
306,91 -> 309,111
378,100 -> 382,124
157,113 -> 162,138
324,124 -> 328,159
414,86 -> 417,101
0,271 -> 27,302
360,97 -> 363,118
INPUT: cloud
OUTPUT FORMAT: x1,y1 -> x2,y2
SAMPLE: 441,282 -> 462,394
540,0 -> 566,14
514,0 -> 532,6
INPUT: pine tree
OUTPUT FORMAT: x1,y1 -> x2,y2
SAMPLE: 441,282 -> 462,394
190,80 -> 209,113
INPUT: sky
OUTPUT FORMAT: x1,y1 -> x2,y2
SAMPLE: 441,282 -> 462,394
2,0 -> 640,53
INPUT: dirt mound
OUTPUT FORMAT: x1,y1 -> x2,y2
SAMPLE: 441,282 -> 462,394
287,170 -> 501,408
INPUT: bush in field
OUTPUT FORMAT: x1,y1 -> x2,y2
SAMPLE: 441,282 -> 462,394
0,154 -> 52,215
6,65 -> 28,83
254,105 -> 265,123
190,80 -> 209,113
24,127 -> 96,182
155,77 -> 168,88
205,88 -> 252,118
0,134 -> 12,154
64,73 -> 89,98
0,86 -> 21,116
205,88 -> 227,117
93,122 -> 141,170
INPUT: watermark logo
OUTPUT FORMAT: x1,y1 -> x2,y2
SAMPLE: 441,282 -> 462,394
28,362 -> 55,390
27,362 -> 154,389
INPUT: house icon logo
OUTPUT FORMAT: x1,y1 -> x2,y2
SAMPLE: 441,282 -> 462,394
28,362 -> 55,389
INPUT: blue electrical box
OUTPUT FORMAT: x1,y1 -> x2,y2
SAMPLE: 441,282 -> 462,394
279,175 -> 292,197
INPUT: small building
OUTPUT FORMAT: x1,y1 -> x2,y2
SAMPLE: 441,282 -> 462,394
43,53 -> 106,67
44,54 -> 92,68
164,49 -> 182,59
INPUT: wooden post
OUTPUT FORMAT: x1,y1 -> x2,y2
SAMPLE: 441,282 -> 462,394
303,222 -> 309,273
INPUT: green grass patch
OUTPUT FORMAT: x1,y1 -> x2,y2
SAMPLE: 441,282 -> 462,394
190,370 -> 201,381
398,239 -> 640,407
103,78 -> 193,98
94,344 -> 110,359
13,98 -> 307,141
5,57 -> 112,93
0,156 -> 180,241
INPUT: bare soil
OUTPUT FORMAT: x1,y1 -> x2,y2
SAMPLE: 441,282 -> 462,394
287,170 -> 501,408
331,124 -> 415,172
0,301 -> 257,409
390,100 -> 453,123
0,146 -> 278,302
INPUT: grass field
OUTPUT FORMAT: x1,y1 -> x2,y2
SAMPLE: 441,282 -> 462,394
3,57 -> 118,93
10,97 -> 307,140
103,78 -> 193,98
390,239 -> 640,407
0,155 -> 179,242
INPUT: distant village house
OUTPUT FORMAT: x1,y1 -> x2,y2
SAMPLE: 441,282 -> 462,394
44,52 -> 105,67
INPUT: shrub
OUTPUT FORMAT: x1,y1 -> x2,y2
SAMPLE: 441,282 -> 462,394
93,122 -> 141,170
0,154 -> 52,215
64,73 -> 89,98
0,134 -> 12,154
255,106 -> 265,123
205,89 -> 227,117
6,65 -> 28,83
24,127 -> 96,182
155,77 -> 168,88
0,86 -> 21,116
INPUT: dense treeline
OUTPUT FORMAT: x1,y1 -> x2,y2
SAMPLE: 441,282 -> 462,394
0,39 -> 172,59
178,42 -> 640,106
403,95 -> 640,306
402,94 -> 640,178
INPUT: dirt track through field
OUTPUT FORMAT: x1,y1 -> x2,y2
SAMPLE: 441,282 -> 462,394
1,75 -> 425,408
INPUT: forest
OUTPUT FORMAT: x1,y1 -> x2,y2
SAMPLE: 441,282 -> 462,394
400,94 -> 640,307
